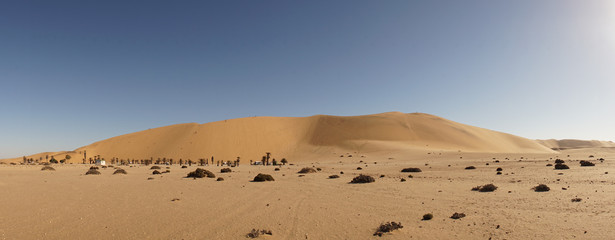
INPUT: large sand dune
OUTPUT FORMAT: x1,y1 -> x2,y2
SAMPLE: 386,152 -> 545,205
537,139 -> 615,150
3,112 -> 555,163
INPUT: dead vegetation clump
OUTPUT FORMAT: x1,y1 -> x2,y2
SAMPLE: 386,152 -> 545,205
89,166 -> 99,170
555,159 -> 565,164
216,177 -> 224,181
450,212 -> 466,219
246,229 -> 272,238
152,170 -> 161,175
471,184 -> 498,192
187,168 -> 216,178
356,167 -> 363,170
85,169 -> 101,175
150,166 -> 161,170
554,163 -> 570,170
350,174 -> 375,184
496,167 -> 502,171
422,213 -> 433,220
401,168 -> 422,173
253,173 -> 275,182
298,167 -> 317,174
571,198 -> 582,202
220,168 -> 232,173
41,166 -> 55,171
113,169 -> 127,174
579,161 -> 595,167
373,222 -> 403,237
181,166 -> 187,168
465,166 -> 476,170
328,175 -> 340,179
533,184 -> 550,192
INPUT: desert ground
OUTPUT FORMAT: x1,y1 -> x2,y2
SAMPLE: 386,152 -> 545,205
2,148 -> 614,240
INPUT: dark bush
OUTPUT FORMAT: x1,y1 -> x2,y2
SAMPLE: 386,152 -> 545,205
471,184 -> 498,192
298,167 -> 317,174
113,169 -> 127,175
150,166 -> 161,170
496,171 -> 502,175
400,178 -> 406,182
356,167 -> 362,170
408,175 -> 414,178
329,175 -> 340,179
554,163 -> 569,170
496,167 -> 502,171
546,164 -> 553,166
181,166 -> 187,168
350,174 -> 375,184
401,168 -> 422,173
340,171 -> 344,174
533,184 -> 550,192
422,213 -> 433,220
246,229 -> 272,238
41,166 -> 55,171
86,169 -> 101,175
152,170 -> 161,175
580,161 -> 595,167
373,222 -> 403,237
450,212 -> 466,219
571,198 -> 582,202
90,166 -> 99,170
187,168 -> 215,178
253,173 -> 275,182
216,177 -> 224,181
274,168 -> 280,171
220,168 -> 232,173
465,166 -> 476,170
316,168 -> 322,171
555,159 -> 565,164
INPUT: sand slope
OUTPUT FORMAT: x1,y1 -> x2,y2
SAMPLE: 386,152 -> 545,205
3,112 -> 554,163
537,139 -> 615,150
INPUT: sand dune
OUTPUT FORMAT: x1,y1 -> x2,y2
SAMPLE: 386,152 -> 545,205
3,112 -> 556,163
537,139 -> 615,150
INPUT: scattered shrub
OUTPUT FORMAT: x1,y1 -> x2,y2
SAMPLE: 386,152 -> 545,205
546,164 -> 553,166
152,170 -> 161,175
246,229 -> 272,238
316,168 -> 322,171
496,171 -> 502,175
408,175 -> 414,178
496,167 -> 502,171
554,163 -> 569,170
340,171 -> 344,174
422,213 -> 433,220
113,169 -> 127,175
274,168 -> 280,171
220,168 -> 232,173
571,198 -> 582,202
450,212 -> 466,219
555,159 -> 565,164
329,175 -> 340,179
216,177 -> 224,181
187,168 -> 215,178
465,166 -> 476,170
373,222 -> 403,237
350,174 -> 375,184
356,167 -> 363,170
533,184 -> 550,192
150,166 -> 161,170
401,168 -> 422,173
471,184 -> 498,192
90,166 -> 99,170
85,169 -> 101,175
298,167 -> 317,174
253,173 -> 275,182
41,166 -> 55,171
181,166 -> 187,168
580,161 -> 595,167
380,175 -> 385,178
400,178 -> 406,182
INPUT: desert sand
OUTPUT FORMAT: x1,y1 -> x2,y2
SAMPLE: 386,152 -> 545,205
1,112 -> 614,239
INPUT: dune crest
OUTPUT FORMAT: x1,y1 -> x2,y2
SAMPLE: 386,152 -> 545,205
3,112 -> 555,163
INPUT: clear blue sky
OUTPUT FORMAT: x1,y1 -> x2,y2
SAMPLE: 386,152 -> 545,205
1,0 -> 614,158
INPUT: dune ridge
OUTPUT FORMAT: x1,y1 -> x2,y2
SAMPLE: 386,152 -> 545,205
537,139 -> 615,150
2,112 -> 555,163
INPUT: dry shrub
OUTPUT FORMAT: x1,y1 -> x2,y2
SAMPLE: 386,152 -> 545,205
152,170 -> 161,175
41,166 -> 55,171
113,169 -> 127,174
401,168 -> 422,173
555,159 -> 565,164
533,184 -> 550,192
373,222 -> 403,237
253,173 -> 274,182
571,198 -> 582,202
216,177 -> 224,181
298,167 -> 317,174
86,169 -> 101,175
422,213 -> 433,220
471,184 -> 498,192
150,166 -> 161,170
181,166 -> 187,168
450,212 -> 466,219
220,168 -> 232,173
328,175 -> 340,179
580,161 -> 595,167
246,229 -> 272,238
554,163 -> 569,170
350,174 -> 375,184
89,166 -> 99,170
187,168 -> 215,178
465,166 -> 476,170
496,167 -> 502,171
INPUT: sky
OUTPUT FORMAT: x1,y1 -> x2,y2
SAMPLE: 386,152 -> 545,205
1,0 -> 614,158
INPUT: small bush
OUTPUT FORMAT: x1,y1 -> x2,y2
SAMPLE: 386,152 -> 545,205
450,212 -> 466,219
246,229 -> 272,238
253,173 -> 275,182
401,178 -> 406,182
533,184 -> 550,192
274,168 -> 280,171
187,168 -> 215,178
471,184 -> 498,192
356,167 -> 363,170
465,166 -> 476,170
113,169 -> 127,174
216,177 -> 224,181
90,166 -> 99,170
546,164 -> 553,166
408,175 -> 413,178
554,163 -> 569,170
181,166 -> 187,168
316,168 -> 322,171
85,169 -> 101,175
555,159 -> 565,164
496,167 -> 502,171
298,167 -> 317,174
220,168 -> 232,173
350,174 -> 375,184
373,222 -> 403,237
401,168 -> 422,173
329,175 -> 340,179
152,170 -> 161,175
340,171 -> 344,174
496,171 -> 502,175
580,161 -> 595,167
571,198 -> 582,202
150,166 -> 161,170
41,166 -> 55,171
422,213 -> 433,220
